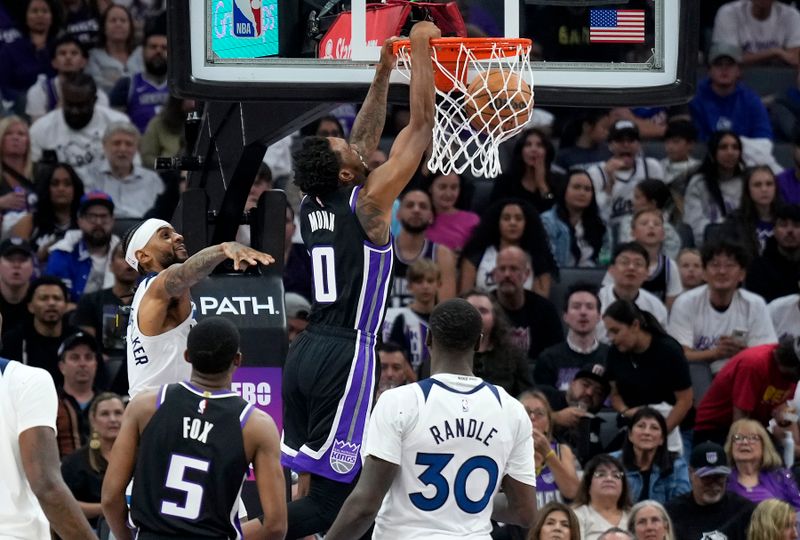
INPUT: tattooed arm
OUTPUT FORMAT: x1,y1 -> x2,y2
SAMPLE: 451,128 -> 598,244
357,22 -> 439,245
349,38 -> 396,159
137,242 -> 274,335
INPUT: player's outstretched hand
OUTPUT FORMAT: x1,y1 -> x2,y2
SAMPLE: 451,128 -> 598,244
409,21 -> 441,45
380,36 -> 400,69
221,242 -> 275,271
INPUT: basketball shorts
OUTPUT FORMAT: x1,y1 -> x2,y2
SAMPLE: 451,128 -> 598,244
281,324 -> 378,483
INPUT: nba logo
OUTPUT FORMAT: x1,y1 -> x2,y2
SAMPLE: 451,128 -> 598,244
233,0 -> 262,37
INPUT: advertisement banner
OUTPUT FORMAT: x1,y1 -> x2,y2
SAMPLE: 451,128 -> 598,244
231,366 -> 282,432
210,0 -> 279,59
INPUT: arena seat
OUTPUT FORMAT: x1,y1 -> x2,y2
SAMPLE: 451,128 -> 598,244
548,267 -> 607,318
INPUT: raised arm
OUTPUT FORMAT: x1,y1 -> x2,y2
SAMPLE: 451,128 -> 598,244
138,242 -> 274,334
357,22 -> 439,244
349,38 -> 397,158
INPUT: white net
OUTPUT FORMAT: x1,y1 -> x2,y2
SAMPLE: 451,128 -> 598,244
395,40 -> 534,178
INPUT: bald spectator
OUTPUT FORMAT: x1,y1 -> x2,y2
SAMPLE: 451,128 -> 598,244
81,122 -> 164,218
492,245 -> 563,366
712,0 -> 800,66
29,72 -> 130,168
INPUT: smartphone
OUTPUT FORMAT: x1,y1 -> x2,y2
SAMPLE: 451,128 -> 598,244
731,329 -> 747,341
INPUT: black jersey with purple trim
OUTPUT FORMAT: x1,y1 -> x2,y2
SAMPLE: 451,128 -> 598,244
300,185 -> 393,335
130,382 -> 253,539
389,236 -> 438,308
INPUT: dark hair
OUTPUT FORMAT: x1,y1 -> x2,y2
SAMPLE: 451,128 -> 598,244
733,166 -> 781,256
378,341 -> 406,356
429,298 -> 482,353
776,203 -> 800,223
602,300 -> 668,338
555,169 -> 606,263
51,34 -> 87,60
529,502 -> 581,540
461,198 -> 557,278
621,407 -> 674,476
121,221 -> 149,275
32,162 -> 84,236
22,0 -> 61,40
26,275 -> 69,305
98,4 -> 136,54
508,127 -> 556,179
62,71 -> 97,96
693,130 -> 744,219
700,238 -> 750,269
143,11 -> 167,42
775,335 -> 800,370
292,136 -> 341,197
663,119 -> 697,142
461,289 -> 521,360
559,108 -> 610,148
564,282 -> 601,313
612,241 -> 650,266
301,115 -> 345,138
159,95 -> 189,133
635,179 -> 672,210
186,317 -> 240,374
573,454 -> 632,510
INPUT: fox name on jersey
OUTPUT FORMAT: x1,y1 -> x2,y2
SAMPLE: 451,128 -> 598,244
429,418 -> 498,448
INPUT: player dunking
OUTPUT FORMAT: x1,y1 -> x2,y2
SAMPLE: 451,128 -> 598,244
281,21 -> 439,537
123,218 -> 274,398
102,317 -> 287,540
325,299 -> 538,539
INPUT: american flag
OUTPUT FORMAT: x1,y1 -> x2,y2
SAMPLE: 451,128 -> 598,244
589,9 -> 645,43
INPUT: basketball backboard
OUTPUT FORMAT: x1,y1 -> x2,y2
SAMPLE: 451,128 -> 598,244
168,0 -> 698,106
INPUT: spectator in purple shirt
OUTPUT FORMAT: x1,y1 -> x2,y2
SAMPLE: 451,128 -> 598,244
776,130 -> 800,205
724,418 -> 800,510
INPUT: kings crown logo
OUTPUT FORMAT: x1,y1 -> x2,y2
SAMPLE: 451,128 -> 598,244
233,0 -> 262,37
330,439 -> 360,474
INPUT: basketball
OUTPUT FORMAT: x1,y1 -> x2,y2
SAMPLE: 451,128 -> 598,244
464,68 -> 533,133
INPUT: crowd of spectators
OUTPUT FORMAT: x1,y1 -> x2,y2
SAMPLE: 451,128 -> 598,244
2,1 -> 800,538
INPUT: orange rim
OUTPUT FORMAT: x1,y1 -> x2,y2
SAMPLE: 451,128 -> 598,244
392,37 -> 531,60
392,37 -> 531,92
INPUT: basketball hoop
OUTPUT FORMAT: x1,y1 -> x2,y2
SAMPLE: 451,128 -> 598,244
393,37 -> 534,178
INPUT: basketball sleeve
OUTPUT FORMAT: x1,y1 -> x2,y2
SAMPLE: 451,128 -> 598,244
667,294 -> 695,348
11,365 -> 57,435
502,398 -> 536,487
365,387 -> 417,465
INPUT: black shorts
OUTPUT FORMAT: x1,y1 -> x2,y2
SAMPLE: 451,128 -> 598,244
281,325 -> 378,483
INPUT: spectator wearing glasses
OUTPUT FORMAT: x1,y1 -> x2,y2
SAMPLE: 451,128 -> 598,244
724,418 -> 800,509
572,454 -> 632,540
45,190 -> 119,302
694,336 -> 800,446
665,441 -> 755,540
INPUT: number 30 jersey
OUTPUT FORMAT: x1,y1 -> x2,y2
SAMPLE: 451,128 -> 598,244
367,374 -> 536,539
130,382 -> 254,539
300,185 -> 393,335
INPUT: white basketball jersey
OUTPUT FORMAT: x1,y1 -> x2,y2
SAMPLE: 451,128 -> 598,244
367,373 -> 536,540
126,273 -> 195,398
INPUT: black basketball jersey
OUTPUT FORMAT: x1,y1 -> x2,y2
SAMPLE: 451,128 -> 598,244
130,382 -> 253,539
300,185 -> 393,335
388,235 -> 438,308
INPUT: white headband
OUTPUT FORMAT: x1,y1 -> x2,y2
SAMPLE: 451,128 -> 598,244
125,219 -> 171,270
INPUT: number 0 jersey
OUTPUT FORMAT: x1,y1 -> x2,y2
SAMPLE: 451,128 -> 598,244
130,382 -> 254,539
300,185 -> 393,335
367,374 -> 536,539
